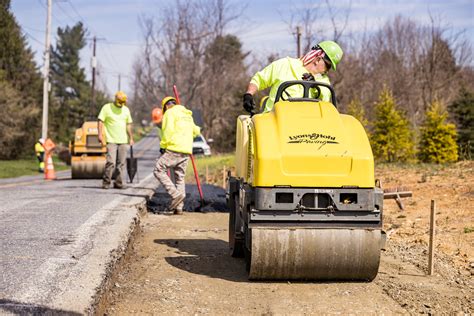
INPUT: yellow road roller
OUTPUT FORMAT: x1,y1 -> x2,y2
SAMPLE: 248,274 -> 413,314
227,81 -> 385,280
69,121 -> 106,179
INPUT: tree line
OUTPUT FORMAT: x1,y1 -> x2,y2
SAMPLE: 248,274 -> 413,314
130,0 -> 472,160
0,0 -> 107,159
1,0 -> 472,161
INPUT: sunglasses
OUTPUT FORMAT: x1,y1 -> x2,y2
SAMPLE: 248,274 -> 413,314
323,56 -> 332,70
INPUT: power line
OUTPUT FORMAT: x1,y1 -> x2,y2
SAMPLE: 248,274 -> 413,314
23,25 -> 46,33
23,30 -> 45,46
66,0 -> 88,26
62,0 -> 127,77
104,40 -> 142,47
37,0 -> 65,25
102,42 -> 124,70
55,1 -> 79,24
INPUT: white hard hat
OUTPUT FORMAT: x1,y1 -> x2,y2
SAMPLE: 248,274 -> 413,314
39,138 -> 45,144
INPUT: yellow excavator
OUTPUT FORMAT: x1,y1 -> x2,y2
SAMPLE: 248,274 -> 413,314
69,121 -> 106,179
227,80 -> 385,280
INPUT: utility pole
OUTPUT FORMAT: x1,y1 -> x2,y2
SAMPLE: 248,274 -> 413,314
90,36 -> 97,116
41,0 -> 52,140
296,26 -> 302,57
118,74 -> 121,91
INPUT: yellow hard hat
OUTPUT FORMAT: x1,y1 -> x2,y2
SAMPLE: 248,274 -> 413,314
115,91 -> 127,104
161,96 -> 176,107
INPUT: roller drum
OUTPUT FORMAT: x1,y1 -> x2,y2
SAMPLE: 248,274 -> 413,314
71,160 -> 105,179
249,228 -> 381,280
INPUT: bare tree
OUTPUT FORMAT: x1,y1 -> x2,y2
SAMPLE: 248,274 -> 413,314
131,0 -> 246,151
283,0 -> 352,54
338,15 -> 472,128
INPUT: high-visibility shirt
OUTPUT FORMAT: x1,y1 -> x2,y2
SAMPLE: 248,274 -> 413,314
250,57 -> 332,112
35,142 -> 44,154
160,105 -> 200,154
98,103 -> 133,144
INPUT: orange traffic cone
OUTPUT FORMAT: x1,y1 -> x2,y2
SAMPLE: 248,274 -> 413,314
44,152 -> 56,180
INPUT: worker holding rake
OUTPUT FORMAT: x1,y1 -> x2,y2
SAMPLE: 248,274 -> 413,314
153,96 -> 200,215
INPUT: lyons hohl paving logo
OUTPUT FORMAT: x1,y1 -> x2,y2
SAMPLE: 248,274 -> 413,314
288,132 -> 339,150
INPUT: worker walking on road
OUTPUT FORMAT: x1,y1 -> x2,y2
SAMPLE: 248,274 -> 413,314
153,96 -> 200,215
35,138 -> 45,173
243,40 -> 343,113
98,91 -> 134,189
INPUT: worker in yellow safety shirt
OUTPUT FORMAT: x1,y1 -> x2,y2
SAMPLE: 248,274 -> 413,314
153,96 -> 200,215
98,91 -> 134,189
243,40 -> 343,113
35,138 -> 45,173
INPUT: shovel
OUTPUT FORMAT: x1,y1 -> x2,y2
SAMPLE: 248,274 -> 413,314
127,145 -> 138,183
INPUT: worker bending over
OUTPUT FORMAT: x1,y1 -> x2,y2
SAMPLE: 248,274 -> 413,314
243,40 -> 343,113
153,96 -> 200,215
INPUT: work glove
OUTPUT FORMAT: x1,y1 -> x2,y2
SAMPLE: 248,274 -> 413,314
160,148 -> 165,154
302,73 -> 315,81
243,93 -> 256,114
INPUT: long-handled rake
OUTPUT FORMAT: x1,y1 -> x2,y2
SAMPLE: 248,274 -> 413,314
173,85 -> 208,211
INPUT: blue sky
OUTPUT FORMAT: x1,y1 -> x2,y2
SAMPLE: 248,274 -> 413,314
11,0 -> 474,95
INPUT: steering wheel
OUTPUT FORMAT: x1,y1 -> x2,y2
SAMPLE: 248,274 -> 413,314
275,80 -> 337,108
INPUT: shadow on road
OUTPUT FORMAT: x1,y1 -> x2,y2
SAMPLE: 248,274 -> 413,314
0,299 -> 82,315
153,238 -> 248,282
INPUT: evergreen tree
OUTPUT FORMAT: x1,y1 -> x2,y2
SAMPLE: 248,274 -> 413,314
347,98 -> 369,131
50,22 -> 92,143
418,100 -> 458,163
371,87 -> 415,162
449,87 -> 474,159
0,0 -> 42,159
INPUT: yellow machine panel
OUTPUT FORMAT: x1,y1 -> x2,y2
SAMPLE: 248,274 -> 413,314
71,121 -> 107,154
69,121 -> 107,179
249,100 -> 374,188
235,115 -> 252,181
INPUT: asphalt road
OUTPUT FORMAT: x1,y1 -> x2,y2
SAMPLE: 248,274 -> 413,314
0,131 -> 161,314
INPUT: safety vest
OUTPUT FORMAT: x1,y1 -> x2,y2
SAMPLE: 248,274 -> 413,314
160,105 -> 201,154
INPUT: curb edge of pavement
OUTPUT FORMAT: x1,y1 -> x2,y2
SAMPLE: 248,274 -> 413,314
52,173 -> 157,314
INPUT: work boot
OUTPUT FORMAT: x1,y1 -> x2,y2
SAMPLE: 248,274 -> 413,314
169,192 -> 186,211
174,209 -> 184,215
102,183 -> 110,189
113,183 -> 125,189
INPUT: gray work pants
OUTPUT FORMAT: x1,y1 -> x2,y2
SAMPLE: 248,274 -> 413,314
153,150 -> 189,211
103,143 -> 129,186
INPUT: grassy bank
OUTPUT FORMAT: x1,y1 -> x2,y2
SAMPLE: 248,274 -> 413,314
0,156 -> 69,179
185,154 -> 235,186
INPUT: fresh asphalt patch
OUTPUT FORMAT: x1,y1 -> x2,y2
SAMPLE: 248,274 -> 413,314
147,183 -> 228,213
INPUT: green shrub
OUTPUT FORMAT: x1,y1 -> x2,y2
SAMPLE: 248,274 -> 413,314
418,100 -> 458,163
449,87 -> 473,159
347,98 -> 369,132
371,87 -> 415,162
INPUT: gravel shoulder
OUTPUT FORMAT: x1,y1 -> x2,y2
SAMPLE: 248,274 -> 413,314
104,162 -> 473,314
